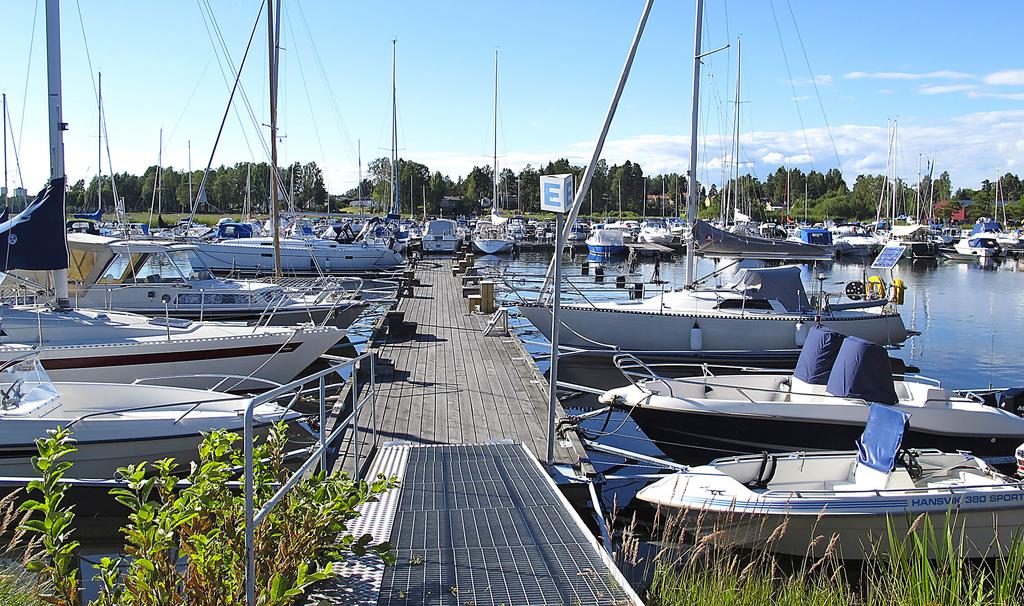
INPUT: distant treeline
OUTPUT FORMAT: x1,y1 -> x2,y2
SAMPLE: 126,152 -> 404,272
57,156 -> 1024,224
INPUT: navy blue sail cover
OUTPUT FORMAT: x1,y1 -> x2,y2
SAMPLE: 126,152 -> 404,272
856,404 -> 910,472
825,335 -> 899,404
0,178 -> 69,271
793,324 -> 847,385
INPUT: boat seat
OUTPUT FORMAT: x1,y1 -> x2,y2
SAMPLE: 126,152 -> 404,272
828,463 -> 915,492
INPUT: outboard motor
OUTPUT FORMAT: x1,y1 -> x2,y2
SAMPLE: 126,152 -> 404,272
1000,387 -> 1024,414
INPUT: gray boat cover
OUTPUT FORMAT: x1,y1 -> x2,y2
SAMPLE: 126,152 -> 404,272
725,265 -> 811,312
692,220 -> 832,260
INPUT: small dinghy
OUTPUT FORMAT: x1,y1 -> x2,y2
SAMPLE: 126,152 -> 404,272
637,404 -> 1024,559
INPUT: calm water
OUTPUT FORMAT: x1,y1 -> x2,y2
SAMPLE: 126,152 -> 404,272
491,250 -> 1024,389
481,249 -> 1024,520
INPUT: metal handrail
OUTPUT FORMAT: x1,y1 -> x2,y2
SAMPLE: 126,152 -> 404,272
244,351 -> 378,605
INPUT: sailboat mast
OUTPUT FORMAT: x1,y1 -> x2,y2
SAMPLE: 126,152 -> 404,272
391,39 -> 399,215
188,139 -> 192,214
97,72 -> 102,212
1,93 -> 6,204
45,0 -> 69,306
157,128 -> 163,219
493,48 -> 498,214
357,139 -> 364,220
684,0 -> 705,288
731,38 -> 742,221
268,0 -> 282,277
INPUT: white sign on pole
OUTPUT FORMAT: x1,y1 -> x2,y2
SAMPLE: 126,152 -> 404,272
540,174 -> 573,213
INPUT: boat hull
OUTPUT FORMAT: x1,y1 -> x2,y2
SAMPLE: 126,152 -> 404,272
471,239 -> 514,254
587,244 -> 627,256
516,304 -> 908,351
661,502 -> 1024,559
193,239 -> 404,275
625,404 -> 1021,464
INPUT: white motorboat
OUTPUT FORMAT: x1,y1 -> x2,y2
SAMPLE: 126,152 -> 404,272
0,306 -> 342,390
600,324 -> 1024,463
885,224 -> 939,259
422,219 -> 462,253
637,219 -> 674,245
0,353 -> 299,478
191,221 -> 404,276
951,232 -> 1002,259
518,266 -> 909,354
637,403 -> 1024,559
17,233 -> 368,327
586,228 -> 627,256
831,223 -> 882,257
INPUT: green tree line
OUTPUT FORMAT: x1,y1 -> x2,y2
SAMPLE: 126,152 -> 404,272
48,155 -> 1024,224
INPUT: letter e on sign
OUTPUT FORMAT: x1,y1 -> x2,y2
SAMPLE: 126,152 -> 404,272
540,174 -> 573,213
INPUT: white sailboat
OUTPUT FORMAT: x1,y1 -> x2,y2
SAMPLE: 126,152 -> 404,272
471,50 -> 514,256
0,6 -> 342,391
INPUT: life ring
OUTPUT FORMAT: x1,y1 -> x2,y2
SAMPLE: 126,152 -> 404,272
867,275 -> 886,300
845,281 -> 865,301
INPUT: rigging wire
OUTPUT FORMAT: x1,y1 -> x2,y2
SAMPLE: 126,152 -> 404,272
293,0 -> 357,165
784,0 -> 843,172
3,102 -> 26,195
284,15 -> 328,194
767,0 -> 815,172
17,0 -> 41,165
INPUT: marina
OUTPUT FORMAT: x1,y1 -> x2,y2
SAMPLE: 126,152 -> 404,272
2,0 -> 1024,604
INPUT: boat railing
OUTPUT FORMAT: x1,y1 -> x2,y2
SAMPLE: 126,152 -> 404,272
243,351 -> 378,605
612,355 -> 876,406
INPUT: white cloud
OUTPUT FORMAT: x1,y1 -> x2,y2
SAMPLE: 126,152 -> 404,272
983,69 -> 1024,86
790,75 -> 833,87
761,152 -> 784,164
843,70 -> 974,80
967,90 -> 1024,101
917,84 -> 978,95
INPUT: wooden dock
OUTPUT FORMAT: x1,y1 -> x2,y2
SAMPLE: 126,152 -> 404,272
308,258 -> 643,605
335,257 -> 581,468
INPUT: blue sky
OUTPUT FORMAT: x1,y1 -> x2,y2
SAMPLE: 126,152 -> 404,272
2,0 -> 1023,196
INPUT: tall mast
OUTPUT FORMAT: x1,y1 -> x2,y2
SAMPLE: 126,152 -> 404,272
244,163 -> 251,219
492,48 -> 498,214
155,128 -> 163,220
45,0 -> 69,306
731,38 -> 741,221
268,0 -> 282,277
2,93 -> 6,204
357,139 -> 364,220
391,39 -> 399,215
97,72 -> 102,212
683,0 -> 704,288
187,139 -> 192,214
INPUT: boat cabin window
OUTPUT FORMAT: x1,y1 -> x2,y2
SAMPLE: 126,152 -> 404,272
133,253 -> 188,283
715,298 -> 773,311
98,253 -> 144,284
167,250 -> 214,281
68,249 -> 100,283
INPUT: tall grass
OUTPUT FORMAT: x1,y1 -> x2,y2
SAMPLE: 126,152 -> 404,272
635,508 -> 1024,606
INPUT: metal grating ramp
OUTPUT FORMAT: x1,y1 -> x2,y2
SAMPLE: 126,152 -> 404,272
376,442 -> 640,606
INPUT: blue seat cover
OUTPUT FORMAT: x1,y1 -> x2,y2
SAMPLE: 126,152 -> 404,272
793,324 -> 847,385
825,336 -> 899,404
856,404 -> 910,473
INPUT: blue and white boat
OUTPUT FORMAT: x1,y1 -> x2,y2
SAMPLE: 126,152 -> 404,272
585,228 -> 627,256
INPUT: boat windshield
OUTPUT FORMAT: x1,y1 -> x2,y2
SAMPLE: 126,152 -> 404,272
644,220 -> 668,229
98,250 -> 212,284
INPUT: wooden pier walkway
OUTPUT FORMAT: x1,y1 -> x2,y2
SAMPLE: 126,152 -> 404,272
338,257 -> 580,468
309,257 -> 642,605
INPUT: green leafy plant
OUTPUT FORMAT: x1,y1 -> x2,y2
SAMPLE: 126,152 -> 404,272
20,423 -> 398,605
20,427 -> 80,606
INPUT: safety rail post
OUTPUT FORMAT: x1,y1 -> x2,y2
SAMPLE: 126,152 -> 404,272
319,375 -> 327,471
244,352 -> 377,605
